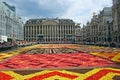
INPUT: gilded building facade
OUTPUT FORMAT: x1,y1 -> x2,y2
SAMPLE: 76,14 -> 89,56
75,24 -> 82,42
82,7 -> 113,46
90,13 -> 99,43
81,13 -> 99,44
77,1 -> 120,47
24,18 -> 76,43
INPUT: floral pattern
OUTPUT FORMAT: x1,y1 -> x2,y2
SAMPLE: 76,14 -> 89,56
0,53 -> 114,69
91,52 -> 120,62
0,45 -> 40,61
0,68 -> 120,80
0,44 -> 120,80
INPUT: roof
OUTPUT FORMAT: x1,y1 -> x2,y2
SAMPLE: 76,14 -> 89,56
25,18 -> 75,24
3,2 -> 15,12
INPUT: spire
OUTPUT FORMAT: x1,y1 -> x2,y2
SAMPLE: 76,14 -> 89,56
93,12 -> 96,16
92,12 -> 97,20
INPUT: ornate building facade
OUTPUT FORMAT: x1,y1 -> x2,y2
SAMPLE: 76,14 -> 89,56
97,7 -> 113,46
112,0 -> 120,46
75,24 -> 82,42
82,7 -> 113,46
24,18 -> 76,43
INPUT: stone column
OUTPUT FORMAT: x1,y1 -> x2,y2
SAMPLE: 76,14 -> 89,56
28,26 -> 30,41
59,25 -> 62,41
24,26 -> 26,40
36,26 -> 37,41
52,26 -> 53,41
46,25 -> 48,42
50,25 -> 52,41
65,25 -> 66,41
45,25 -> 47,41
55,25 -> 56,41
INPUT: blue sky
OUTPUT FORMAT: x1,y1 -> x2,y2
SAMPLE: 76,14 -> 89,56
2,0 -> 112,25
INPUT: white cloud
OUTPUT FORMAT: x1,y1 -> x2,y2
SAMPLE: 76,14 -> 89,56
31,0 -> 112,25
60,0 -> 112,26
3,0 -> 112,26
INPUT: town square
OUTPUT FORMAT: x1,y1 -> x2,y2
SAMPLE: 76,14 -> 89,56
0,44 -> 120,80
0,0 -> 120,80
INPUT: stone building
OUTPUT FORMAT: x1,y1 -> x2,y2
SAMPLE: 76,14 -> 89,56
75,23 -> 82,42
90,13 -> 99,44
82,13 -> 99,45
97,7 -> 113,46
24,18 -> 76,43
82,7 -> 113,46
82,21 -> 94,45
0,1 -> 23,41
112,0 -> 120,47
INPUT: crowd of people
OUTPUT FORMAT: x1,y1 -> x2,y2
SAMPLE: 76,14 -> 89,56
17,41 -> 37,47
0,42 -> 13,50
0,40 -> 37,51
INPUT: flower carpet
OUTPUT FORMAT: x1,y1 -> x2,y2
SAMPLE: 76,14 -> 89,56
0,44 -> 40,61
91,52 -> 120,62
0,44 -> 120,80
37,44 -> 80,49
0,68 -> 120,80
0,53 -> 114,69
73,45 -> 120,63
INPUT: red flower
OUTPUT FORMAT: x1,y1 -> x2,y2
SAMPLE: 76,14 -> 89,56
0,72 -> 13,80
25,71 -> 78,80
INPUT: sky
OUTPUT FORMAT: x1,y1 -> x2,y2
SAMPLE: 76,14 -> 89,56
2,0 -> 112,26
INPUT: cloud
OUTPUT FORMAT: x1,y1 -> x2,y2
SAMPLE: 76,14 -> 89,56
60,0 -> 112,25
2,0 -> 112,25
